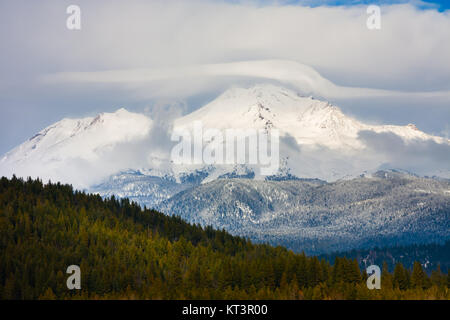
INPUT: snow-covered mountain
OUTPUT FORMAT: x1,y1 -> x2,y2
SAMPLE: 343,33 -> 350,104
171,84 -> 450,181
172,85 -> 447,180
1,83 -> 449,195
175,85 -> 444,150
157,170 -> 450,254
2,84 -> 449,253
90,168 -> 212,208
0,84 -> 450,187
0,84 -> 450,192
0,108 -> 153,187
2,108 -> 152,164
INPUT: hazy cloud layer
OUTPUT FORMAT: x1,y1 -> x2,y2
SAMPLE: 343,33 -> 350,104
358,130 -> 450,175
0,0 -> 449,154
43,60 -> 450,100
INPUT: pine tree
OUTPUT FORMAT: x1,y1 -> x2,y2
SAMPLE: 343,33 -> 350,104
430,264 -> 444,287
346,259 -> 361,284
393,263 -> 409,290
411,261 -> 427,289
307,257 -> 322,287
381,261 -> 393,290
331,257 -> 344,286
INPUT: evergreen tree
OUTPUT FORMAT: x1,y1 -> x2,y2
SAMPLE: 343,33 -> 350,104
411,261 -> 427,289
381,261 -> 393,290
393,263 -> 409,290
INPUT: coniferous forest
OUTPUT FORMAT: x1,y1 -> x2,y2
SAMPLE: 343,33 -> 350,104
321,241 -> 450,274
0,176 -> 449,300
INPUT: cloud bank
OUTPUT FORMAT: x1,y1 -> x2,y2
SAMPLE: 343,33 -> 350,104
43,60 -> 450,100
1,0 -> 450,155
358,130 -> 450,176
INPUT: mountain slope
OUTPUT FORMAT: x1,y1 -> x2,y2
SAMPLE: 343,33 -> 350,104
0,108 -> 153,187
1,108 -> 152,164
173,84 -> 450,181
157,171 -> 450,254
175,84 -> 446,150
90,168 -> 212,208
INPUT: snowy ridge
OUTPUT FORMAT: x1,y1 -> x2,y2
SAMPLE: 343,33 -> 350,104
175,84 -> 446,150
157,171 -> 450,254
1,108 -> 152,164
0,108 -> 153,187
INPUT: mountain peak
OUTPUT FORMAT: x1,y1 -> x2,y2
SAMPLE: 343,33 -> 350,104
91,107 -> 131,119
406,123 -> 419,131
114,107 -> 131,115
175,84 -> 448,153
175,83 -> 331,130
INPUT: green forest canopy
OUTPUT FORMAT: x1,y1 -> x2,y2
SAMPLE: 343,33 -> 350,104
0,176 -> 449,299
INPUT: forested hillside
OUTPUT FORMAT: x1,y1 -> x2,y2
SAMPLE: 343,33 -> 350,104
0,176 -> 449,299
157,172 -> 450,254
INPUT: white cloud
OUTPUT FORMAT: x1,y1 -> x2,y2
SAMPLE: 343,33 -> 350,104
42,59 -> 450,100
358,130 -> 450,176
1,0 -> 450,154
3,0 -> 450,91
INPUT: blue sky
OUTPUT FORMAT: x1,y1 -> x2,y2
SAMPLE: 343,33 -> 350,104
275,1 -> 450,10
